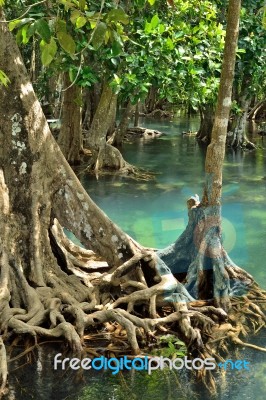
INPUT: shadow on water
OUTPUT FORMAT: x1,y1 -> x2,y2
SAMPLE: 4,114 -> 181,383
4,115 -> 266,400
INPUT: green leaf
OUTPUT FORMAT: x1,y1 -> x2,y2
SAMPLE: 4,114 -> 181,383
76,16 -> 87,29
79,0 -> 86,11
9,19 -> 22,31
57,31 -> 76,54
113,74 -> 121,84
0,70 -> 10,87
56,19 -> 67,33
40,38 -> 57,66
148,0 -> 156,5
35,19 -> 51,43
166,37 -> 174,50
92,22 -> 107,50
159,23 -> 165,34
168,342 -> 176,352
58,0 -> 75,11
9,18 -> 34,32
0,0 -> 5,5
111,40 -> 122,56
263,8 -> 266,29
144,21 -> 152,34
70,10 -> 81,25
174,350 -> 186,357
21,25 -> 30,44
106,8 -> 129,25
150,14 -> 160,29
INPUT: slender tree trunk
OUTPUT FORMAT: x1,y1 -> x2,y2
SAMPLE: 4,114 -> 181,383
57,73 -> 83,164
145,86 -> 157,114
196,103 -> 215,143
87,83 -> 136,172
227,94 -> 255,149
134,101 -> 140,127
113,100 -> 134,147
185,0 -> 242,310
203,0 -> 241,206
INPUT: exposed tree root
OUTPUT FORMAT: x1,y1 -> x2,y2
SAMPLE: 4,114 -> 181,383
79,142 -> 154,181
0,200 -> 266,392
1,177 -> 266,396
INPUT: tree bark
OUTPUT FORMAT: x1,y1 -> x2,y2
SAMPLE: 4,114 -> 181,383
134,101 -> 140,127
227,94 -> 255,149
145,86 -> 157,114
248,99 -> 266,120
186,0 -> 243,310
57,73 -> 83,164
113,100 -> 135,147
196,103 -> 215,143
87,83 -> 137,173
203,0 -> 241,206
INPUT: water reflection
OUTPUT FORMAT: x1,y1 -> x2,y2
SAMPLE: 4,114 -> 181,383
4,340 -> 266,400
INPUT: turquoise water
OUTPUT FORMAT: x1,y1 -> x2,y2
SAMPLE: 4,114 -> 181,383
4,116 -> 266,400
82,116 -> 266,288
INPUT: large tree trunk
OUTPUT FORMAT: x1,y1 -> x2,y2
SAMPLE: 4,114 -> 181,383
0,17 -> 207,388
57,73 -> 83,164
1,4 -> 266,395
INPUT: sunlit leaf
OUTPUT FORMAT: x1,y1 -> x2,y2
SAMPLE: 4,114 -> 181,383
263,8 -> 266,29
0,70 -> 10,87
21,25 -> 29,44
166,37 -> 174,50
70,10 -> 81,25
9,19 -> 22,31
9,18 -> 34,32
40,38 -> 57,66
150,14 -> 160,29
76,16 -> 87,29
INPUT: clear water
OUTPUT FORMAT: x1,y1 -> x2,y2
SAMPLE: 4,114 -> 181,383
82,116 -> 266,288
4,116 -> 266,400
